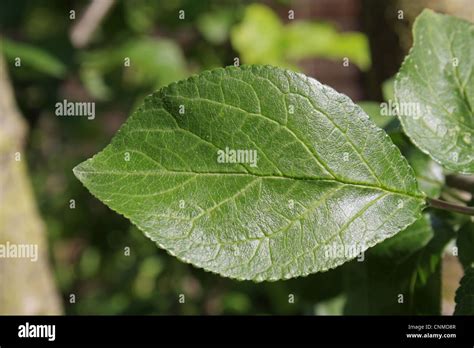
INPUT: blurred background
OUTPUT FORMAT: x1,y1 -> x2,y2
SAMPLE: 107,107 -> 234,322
0,0 -> 472,315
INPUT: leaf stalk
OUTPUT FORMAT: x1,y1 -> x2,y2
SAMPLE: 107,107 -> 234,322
427,197 -> 474,216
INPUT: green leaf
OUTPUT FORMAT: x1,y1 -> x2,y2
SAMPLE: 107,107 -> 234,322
358,101 -> 395,129
454,267 -> 474,315
231,4 -> 370,71
382,77 -> 395,102
405,148 -> 445,199
230,4 -> 285,67
457,222 -> 474,270
1,38 -> 66,77
344,214 -> 454,314
314,294 -> 346,315
284,22 -> 371,71
355,104 -> 444,198
395,9 -> 474,174
388,131 -> 445,198
197,9 -> 235,45
81,38 -> 187,92
74,65 -> 425,281
369,214 -> 433,262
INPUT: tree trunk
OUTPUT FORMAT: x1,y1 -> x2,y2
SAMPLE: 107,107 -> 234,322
0,53 -> 62,314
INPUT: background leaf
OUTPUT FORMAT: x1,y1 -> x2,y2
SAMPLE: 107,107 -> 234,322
80,38 -> 187,94
358,101 -> 395,129
230,4 -> 371,71
457,221 -> 474,270
1,37 -> 66,77
360,74 -> 445,199
395,9 -> 474,174
454,267 -> 474,315
403,147 -> 445,198
344,214 -> 454,315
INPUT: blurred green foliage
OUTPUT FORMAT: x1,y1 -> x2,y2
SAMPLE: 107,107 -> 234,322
80,38 -> 187,100
197,9 -> 236,45
1,38 -> 67,77
231,4 -> 371,70
1,0 -> 467,315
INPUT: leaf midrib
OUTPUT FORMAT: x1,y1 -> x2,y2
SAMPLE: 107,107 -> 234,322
74,166 -> 425,199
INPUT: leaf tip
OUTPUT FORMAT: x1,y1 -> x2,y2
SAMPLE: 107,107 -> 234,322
72,161 -> 89,184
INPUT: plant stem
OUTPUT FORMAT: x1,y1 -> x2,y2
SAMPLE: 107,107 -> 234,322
427,197 -> 474,216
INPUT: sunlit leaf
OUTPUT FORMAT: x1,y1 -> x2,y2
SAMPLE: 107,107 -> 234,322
74,65 -> 425,281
